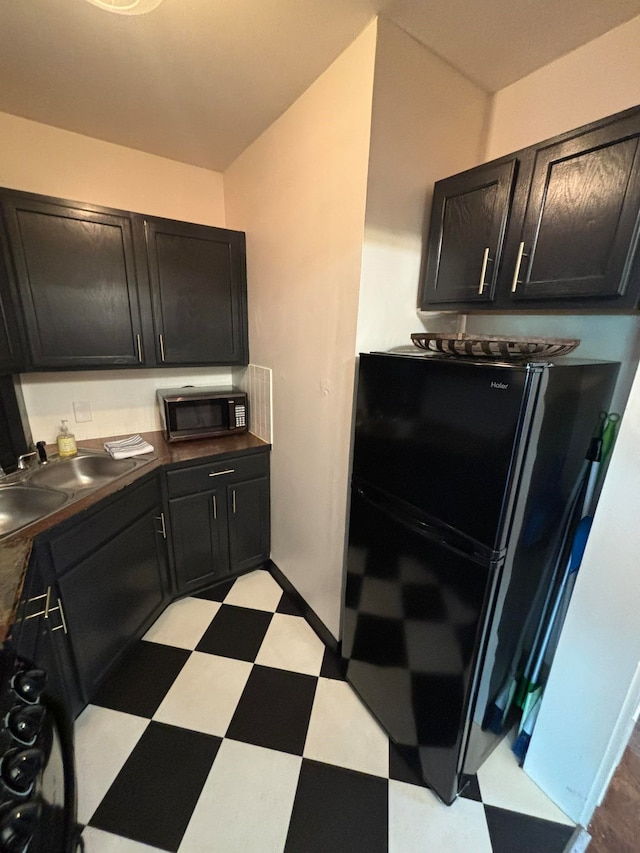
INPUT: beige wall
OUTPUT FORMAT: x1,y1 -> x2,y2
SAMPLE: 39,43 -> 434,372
456,15 -> 640,413
486,16 -> 640,160
224,23 -> 377,638
0,111 -> 232,439
0,112 -> 225,224
356,19 -> 490,354
482,16 -> 640,824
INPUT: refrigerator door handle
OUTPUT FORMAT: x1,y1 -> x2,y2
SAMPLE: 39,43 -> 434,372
354,485 -> 495,565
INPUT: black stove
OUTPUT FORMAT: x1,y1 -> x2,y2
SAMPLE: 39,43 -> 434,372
0,649 -> 81,852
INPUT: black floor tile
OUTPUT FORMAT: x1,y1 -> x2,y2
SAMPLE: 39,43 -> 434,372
459,773 -> 482,802
484,804 -> 574,853
285,759 -> 388,853
193,577 -> 236,602
276,591 -> 302,616
226,665 -> 317,755
196,604 -> 273,661
89,721 -> 221,851
319,646 -> 346,680
90,641 -> 190,718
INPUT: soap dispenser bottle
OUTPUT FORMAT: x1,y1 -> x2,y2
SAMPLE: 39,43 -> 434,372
57,420 -> 77,459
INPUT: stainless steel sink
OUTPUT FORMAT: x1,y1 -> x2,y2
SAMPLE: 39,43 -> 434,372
0,449 -> 154,539
0,485 -> 68,537
28,452 -> 140,493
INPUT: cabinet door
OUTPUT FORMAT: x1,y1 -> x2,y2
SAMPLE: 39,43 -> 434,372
1,192 -> 146,368
511,110 -> 640,305
0,229 -> 26,371
56,509 -> 167,702
145,218 -> 248,365
170,488 -> 230,593
420,160 -> 517,307
227,476 -> 270,574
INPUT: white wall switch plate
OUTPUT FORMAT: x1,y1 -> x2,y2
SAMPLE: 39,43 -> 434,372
73,400 -> 92,423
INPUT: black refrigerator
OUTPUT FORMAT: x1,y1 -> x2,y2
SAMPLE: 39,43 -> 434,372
341,351 -> 618,805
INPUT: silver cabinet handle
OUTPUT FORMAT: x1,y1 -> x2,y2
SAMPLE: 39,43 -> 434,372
209,469 -> 235,477
232,489 -> 236,514
159,334 -> 166,362
155,513 -> 167,539
212,495 -> 217,520
43,587 -> 68,634
23,592 -> 47,620
511,241 -> 526,292
478,247 -> 492,294
22,588 -> 67,633
48,598 -> 68,634
136,333 -> 143,363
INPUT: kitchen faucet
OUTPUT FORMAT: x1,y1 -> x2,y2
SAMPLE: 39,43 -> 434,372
17,441 -> 48,470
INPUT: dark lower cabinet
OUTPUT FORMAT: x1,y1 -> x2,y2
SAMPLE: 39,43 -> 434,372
168,487 -> 229,592
14,474 -> 170,715
7,447 -> 269,718
166,449 -> 270,595
228,476 -> 271,575
55,504 -> 168,702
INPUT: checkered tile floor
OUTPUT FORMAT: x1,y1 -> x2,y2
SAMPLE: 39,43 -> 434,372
75,569 -> 575,852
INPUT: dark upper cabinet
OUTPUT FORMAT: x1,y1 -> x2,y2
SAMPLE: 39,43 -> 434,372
145,218 -> 248,366
0,189 -> 249,370
421,159 -> 518,306
0,228 -> 26,371
512,110 -> 640,304
1,192 -> 146,369
420,104 -> 640,312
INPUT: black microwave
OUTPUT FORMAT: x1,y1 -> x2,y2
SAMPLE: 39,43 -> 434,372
157,386 -> 248,442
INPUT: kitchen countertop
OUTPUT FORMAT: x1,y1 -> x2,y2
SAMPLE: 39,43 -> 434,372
0,430 -> 269,640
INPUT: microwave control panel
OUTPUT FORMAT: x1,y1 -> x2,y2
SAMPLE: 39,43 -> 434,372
234,403 -> 247,428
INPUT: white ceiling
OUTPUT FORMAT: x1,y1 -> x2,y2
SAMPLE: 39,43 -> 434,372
1,0 -> 640,171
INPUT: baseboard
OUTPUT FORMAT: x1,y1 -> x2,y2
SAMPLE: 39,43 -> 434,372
563,826 -> 591,853
267,560 -> 339,654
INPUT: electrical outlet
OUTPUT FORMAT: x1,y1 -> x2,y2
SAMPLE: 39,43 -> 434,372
73,400 -> 92,423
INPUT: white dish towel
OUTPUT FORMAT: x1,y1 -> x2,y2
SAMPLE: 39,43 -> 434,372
104,435 -> 155,460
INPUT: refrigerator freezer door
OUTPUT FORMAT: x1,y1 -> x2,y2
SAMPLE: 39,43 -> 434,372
352,353 -> 534,548
342,484 -> 499,805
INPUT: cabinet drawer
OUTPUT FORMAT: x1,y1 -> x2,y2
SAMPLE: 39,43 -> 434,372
48,476 -> 160,574
166,451 -> 268,498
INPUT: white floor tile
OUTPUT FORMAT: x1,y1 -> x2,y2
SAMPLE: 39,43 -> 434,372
303,677 -> 389,777
153,652 -> 252,736
178,739 -> 301,853
82,826 -> 165,853
142,596 -> 220,649
477,733 -> 574,825
254,612 -> 325,676
224,569 -> 283,611
389,779 -> 494,853
74,705 -> 148,825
